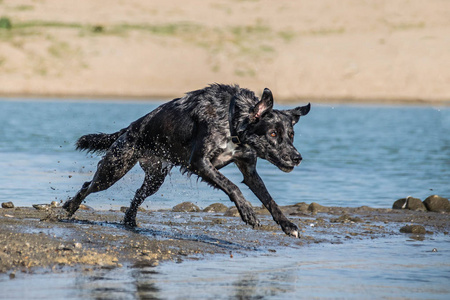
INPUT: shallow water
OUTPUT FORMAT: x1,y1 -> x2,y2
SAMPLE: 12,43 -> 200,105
1,98 -> 450,299
1,235 -> 449,299
0,98 -> 448,210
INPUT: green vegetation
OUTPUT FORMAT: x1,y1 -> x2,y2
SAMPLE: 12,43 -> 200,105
278,30 -> 296,42
387,21 -> 425,31
0,17 -> 12,29
304,27 -> 346,36
114,22 -> 202,36
13,5 -> 34,11
12,20 -> 84,30
0,16 -> 301,78
48,41 -> 71,58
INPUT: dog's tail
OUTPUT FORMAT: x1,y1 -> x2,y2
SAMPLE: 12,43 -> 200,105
76,128 -> 127,154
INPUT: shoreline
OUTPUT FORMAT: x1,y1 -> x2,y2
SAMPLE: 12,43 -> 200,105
1,203 -> 449,274
1,92 -> 450,107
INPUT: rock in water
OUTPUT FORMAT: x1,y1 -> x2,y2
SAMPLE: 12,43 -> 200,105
1,202 -> 14,209
405,197 -> 427,211
400,225 -> 426,234
393,197 -> 427,211
172,202 -> 200,212
203,203 -> 228,213
308,202 -> 329,213
423,195 -> 450,212
224,206 -> 240,217
393,198 -> 407,209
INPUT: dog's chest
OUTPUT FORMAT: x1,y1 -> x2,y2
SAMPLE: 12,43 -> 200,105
213,140 -> 240,166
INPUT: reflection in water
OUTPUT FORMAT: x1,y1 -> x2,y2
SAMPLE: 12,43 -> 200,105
71,266 -> 161,300
232,271 -> 297,300
0,235 -> 449,299
131,268 -> 160,300
233,274 -> 260,299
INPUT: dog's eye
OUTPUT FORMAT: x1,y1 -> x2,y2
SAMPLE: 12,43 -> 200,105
270,131 -> 277,138
289,132 -> 294,139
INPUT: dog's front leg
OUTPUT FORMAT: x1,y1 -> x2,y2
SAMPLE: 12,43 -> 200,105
236,160 -> 300,238
190,158 -> 260,228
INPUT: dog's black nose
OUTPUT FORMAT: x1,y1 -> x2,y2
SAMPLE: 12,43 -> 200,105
292,154 -> 302,165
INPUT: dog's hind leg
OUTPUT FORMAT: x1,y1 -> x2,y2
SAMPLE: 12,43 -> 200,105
63,134 -> 139,216
123,157 -> 171,227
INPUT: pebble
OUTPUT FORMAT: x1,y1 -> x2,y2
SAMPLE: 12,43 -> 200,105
79,204 -> 95,211
120,206 -> 145,213
1,202 -> 14,209
330,215 -> 363,223
32,204 -> 51,210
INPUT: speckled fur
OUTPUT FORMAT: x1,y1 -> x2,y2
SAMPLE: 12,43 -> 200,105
63,84 -> 310,237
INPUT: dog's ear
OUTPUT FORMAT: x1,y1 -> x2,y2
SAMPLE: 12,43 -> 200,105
250,88 -> 274,122
289,103 -> 311,125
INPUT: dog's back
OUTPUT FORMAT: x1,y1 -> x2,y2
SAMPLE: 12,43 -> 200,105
76,84 -> 258,165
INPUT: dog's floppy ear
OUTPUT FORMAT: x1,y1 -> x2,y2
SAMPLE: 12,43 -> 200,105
250,88 -> 274,122
289,103 -> 311,125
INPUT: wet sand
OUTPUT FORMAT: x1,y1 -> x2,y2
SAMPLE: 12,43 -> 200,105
1,203 -> 449,274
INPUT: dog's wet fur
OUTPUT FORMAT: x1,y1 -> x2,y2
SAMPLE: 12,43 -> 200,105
64,84 -> 310,237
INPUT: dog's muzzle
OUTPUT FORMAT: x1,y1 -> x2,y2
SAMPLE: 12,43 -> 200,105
282,153 -> 302,166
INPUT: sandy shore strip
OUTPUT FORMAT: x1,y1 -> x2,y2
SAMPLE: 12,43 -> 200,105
1,202 -> 449,274
1,0 -> 450,105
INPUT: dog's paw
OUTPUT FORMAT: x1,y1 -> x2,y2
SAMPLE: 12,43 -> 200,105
237,205 -> 260,228
123,217 -> 138,228
62,199 -> 78,217
281,221 -> 300,238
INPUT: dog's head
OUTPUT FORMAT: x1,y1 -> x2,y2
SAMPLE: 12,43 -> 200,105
241,88 -> 310,173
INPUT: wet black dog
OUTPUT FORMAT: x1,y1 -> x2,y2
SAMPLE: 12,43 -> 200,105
64,84 -> 310,237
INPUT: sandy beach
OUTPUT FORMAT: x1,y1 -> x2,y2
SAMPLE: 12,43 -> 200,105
1,0 -> 450,104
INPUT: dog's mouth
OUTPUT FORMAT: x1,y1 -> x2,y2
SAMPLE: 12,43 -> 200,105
267,155 -> 295,173
279,165 -> 294,173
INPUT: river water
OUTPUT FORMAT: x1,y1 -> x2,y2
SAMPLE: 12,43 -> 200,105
0,99 -> 449,210
0,98 -> 449,299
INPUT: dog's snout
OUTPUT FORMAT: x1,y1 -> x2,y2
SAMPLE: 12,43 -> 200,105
292,154 -> 302,165
282,153 -> 302,165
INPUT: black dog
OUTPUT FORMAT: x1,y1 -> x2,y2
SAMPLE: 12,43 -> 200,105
63,84 -> 310,237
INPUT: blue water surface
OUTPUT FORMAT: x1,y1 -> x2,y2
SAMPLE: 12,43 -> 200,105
0,98 -> 449,210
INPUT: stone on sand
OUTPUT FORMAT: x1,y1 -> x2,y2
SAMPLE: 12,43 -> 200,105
400,225 -> 426,234
406,197 -> 427,211
423,195 -> 450,213
1,202 -> 14,209
308,202 -> 329,213
172,202 -> 200,213
203,203 -> 228,213
393,197 -> 427,211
